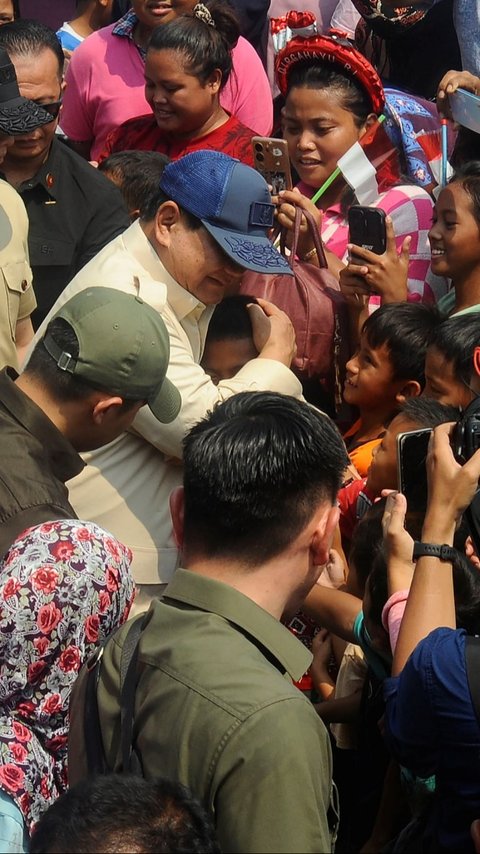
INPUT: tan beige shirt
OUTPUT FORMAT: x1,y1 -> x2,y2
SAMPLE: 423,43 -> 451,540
32,221 -> 302,584
0,180 -> 35,370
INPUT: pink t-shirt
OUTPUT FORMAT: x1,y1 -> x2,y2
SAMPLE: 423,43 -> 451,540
61,25 -> 273,161
297,181 -> 449,305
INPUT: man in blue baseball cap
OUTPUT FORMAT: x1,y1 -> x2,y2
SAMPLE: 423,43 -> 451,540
32,150 -> 302,610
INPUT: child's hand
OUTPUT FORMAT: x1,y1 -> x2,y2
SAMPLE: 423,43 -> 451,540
274,187 -> 323,260
318,548 -> 347,589
381,492 -> 415,595
437,69 -> 480,119
345,217 -> 410,304
310,629 -> 335,699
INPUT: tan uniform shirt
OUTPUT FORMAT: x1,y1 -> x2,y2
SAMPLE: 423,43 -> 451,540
32,221 -> 302,584
0,180 -> 35,370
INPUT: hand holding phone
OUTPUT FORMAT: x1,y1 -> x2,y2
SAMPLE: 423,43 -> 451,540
348,205 -> 387,256
252,137 -> 292,194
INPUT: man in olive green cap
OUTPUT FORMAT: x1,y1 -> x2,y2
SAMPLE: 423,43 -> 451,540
0,286 -> 180,558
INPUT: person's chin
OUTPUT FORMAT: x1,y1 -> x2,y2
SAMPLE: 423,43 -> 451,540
295,162 -> 325,188
343,383 -> 357,404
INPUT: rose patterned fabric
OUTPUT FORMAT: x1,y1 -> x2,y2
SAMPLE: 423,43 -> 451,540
0,519 -> 135,833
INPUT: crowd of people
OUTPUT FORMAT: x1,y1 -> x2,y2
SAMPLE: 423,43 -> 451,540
0,0 -> 479,852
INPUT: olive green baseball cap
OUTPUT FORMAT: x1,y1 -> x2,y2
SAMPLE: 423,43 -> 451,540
42,287 -> 181,423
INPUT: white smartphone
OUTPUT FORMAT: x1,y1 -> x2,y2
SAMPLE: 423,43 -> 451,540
449,88 -> 480,134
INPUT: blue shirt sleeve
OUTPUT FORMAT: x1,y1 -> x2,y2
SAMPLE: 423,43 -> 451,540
384,628 -> 475,777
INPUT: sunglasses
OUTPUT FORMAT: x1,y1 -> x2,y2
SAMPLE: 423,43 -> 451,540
34,99 -> 63,119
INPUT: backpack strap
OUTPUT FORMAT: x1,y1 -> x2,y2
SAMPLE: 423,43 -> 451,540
465,635 -> 480,727
84,645 -> 109,775
119,614 -> 146,774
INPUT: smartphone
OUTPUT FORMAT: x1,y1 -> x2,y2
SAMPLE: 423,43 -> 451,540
449,88 -> 480,134
397,428 -> 432,536
348,205 -> 387,255
251,137 -> 292,194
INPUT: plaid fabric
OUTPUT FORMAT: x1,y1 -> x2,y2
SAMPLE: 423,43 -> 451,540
112,9 -> 146,58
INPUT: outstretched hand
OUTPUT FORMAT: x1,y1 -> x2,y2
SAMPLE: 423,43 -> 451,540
423,422 -> 480,539
381,492 -> 415,595
437,69 -> 480,119
342,216 -> 410,304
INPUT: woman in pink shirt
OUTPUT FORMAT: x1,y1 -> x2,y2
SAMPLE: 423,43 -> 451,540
61,0 -> 273,162
272,23 -> 445,308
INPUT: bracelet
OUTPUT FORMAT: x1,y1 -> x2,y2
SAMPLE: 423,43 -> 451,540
412,542 -> 457,562
302,247 -> 317,261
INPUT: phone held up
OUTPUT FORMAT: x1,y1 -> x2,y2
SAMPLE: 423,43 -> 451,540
449,88 -> 480,135
396,428 -> 432,538
252,137 -> 292,195
348,205 -> 387,256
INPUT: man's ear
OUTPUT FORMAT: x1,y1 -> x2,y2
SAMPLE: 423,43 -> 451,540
91,395 -> 125,424
395,379 -> 422,404
474,347 -> 480,378
169,486 -> 185,548
311,504 -> 340,568
153,200 -> 182,247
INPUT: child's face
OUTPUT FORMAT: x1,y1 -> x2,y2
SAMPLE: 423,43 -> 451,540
423,344 -> 474,410
366,414 -> 421,496
429,182 -> 480,283
201,337 -> 258,384
344,333 -> 397,411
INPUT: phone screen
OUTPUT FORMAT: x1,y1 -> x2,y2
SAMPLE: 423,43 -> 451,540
397,429 -> 432,536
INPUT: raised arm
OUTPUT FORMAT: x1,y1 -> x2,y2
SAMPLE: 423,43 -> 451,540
392,423 -> 480,675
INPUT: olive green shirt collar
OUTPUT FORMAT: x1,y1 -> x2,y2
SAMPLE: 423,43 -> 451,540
165,568 -> 312,681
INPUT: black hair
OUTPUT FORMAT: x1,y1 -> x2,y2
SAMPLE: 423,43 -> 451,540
139,183 -> 202,230
430,314 -> 480,388
349,498 -> 386,597
286,62 -> 372,128
449,160 -> 480,223
182,391 -> 348,565
29,774 -> 220,854
365,547 -> 389,632
26,318 -> 139,410
206,294 -> 257,344
147,0 -> 239,91
98,150 -> 171,219
451,549 -> 480,634
362,302 -> 441,386
399,396 -> 461,427
0,18 -> 64,75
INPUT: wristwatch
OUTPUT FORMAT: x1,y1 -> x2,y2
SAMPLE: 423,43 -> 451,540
412,542 -> 457,562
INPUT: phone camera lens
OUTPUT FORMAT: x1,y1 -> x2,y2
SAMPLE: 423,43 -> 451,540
256,152 -> 264,162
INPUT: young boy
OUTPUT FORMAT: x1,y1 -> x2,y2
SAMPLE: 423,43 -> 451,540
98,151 -> 170,222
201,295 -> 258,384
343,303 -> 441,476
339,397 -> 461,545
423,313 -> 480,410
57,0 -> 113,54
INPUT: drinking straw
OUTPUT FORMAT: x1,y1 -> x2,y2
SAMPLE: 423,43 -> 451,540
310,114 -> 386,205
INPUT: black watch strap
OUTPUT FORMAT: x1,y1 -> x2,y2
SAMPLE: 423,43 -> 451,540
412,542 -> 457,562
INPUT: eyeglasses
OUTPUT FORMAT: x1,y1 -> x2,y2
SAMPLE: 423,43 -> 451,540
33,99 -> 63,119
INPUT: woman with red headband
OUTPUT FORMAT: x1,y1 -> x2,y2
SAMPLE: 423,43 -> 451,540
273,24 -> 446,311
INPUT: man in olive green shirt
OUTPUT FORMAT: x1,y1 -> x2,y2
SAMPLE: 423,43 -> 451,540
91,392 -> 348,853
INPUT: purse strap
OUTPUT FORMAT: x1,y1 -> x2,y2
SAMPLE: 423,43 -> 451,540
280,206 -> 329,270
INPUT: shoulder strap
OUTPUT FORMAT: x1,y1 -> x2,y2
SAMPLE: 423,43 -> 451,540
84,646 -> 109,776
120,614 -> 147,775
465,635 -> 480,727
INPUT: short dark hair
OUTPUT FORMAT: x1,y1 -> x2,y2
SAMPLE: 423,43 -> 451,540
430,314 -> 480,387
206,295 -> 257,344
99,150 -> 171,218
182,391 -> 348,565
26,318 -> 138,410
286,62 -> 373,128
29,774 -> 220,854
349,498 -> 386,596
399,395 -> 461,427
362,302 -> 441,386
449,160 -> 480,222
0,18 -> 64,76
139,183 -> 202,230
148,0 -> 239,91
